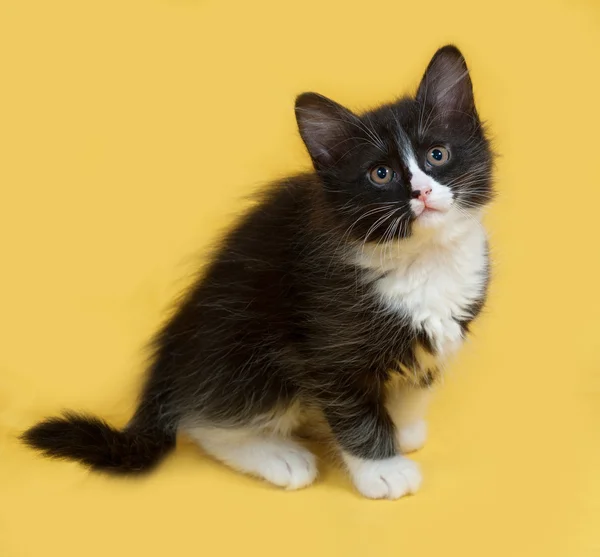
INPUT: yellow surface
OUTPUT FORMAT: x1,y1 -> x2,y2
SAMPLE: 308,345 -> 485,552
1,0 -> 599,555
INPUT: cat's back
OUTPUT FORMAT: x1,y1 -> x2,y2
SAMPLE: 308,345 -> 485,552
168,174 -> 318,338
208,174 -> 317,286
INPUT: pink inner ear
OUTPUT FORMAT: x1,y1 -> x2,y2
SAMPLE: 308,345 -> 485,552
295,92 -> 359,167
304,118 -> 346,160
416,45 -> 475,115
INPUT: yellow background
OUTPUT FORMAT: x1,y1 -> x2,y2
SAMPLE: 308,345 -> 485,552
1,0 -> 599,555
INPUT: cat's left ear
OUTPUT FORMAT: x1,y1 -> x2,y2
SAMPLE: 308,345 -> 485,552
416,45 -> 476,116
295,92 -> 356,168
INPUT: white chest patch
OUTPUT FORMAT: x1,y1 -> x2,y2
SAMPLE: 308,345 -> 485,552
355,212 -> 488,361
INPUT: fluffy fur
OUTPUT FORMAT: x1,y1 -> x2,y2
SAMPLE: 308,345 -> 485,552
22,45 -> 494,499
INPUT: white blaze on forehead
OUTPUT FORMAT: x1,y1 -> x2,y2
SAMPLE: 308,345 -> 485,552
405,156 -> 454,218
407,157 -> 434,193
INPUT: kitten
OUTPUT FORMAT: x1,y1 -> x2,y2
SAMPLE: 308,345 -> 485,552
22,45 -> 494,500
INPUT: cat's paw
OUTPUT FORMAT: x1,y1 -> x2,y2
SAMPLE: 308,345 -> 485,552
397,419 -> 427,453
343,453 -> 422,500
254,443 -> 318,490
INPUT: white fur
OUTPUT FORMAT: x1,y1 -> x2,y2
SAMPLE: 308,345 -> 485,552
186,426 -> 317,490
396,420 -> 427,454
356,157 -> 488,360
342,452 -> 422,499
385,378 -> 432,453
408,158 -> 454,223
355,158 -> 487,465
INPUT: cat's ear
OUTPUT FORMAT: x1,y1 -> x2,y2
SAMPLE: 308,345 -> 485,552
295,92 -> 356,168
416,45 -> 476,116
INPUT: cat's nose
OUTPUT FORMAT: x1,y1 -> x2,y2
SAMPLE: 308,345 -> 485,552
411,187 -> 432,202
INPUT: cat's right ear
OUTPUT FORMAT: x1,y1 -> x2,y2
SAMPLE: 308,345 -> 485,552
295,93 -> 356,168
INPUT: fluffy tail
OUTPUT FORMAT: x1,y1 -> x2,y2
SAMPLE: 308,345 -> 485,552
21,410 -> 176,474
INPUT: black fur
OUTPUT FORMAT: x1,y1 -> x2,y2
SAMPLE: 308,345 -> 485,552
22,45 -> 494,472
21,411 -> 176,474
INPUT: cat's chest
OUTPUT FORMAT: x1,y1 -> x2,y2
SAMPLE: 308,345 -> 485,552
368,231 -> 488,359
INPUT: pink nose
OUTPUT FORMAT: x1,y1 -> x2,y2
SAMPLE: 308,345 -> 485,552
412,186 -> 432,202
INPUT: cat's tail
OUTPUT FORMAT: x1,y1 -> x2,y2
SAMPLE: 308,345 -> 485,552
20,405 -> 176,474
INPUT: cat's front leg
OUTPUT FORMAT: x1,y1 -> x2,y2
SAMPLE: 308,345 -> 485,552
320,391 -> 422,500
385,378 -> 433,454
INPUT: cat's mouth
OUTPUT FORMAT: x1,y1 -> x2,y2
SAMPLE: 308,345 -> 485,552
420,207 -> 441,215
412,204 -> 447,218
410,201 -> 452,228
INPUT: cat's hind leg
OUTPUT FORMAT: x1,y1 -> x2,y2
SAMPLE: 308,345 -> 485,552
184,425 -> 318,490
182,403 -> 317,489
386,376 -> 433,454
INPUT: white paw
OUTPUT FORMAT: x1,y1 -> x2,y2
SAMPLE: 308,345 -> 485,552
255,443 -> 318,490
397,420 -> 427,453
343,453 -> 422,500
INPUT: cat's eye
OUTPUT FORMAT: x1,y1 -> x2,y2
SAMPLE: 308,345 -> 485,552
368,166 -> 395,185
426,146 -> 450,166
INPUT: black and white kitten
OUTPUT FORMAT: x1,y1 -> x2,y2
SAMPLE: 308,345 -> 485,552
23,45 -> 494,500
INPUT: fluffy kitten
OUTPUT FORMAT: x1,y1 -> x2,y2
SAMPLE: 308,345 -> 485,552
23,45 -> 494,500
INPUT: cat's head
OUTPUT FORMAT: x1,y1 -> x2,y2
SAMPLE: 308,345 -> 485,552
295,45 -> 494,242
